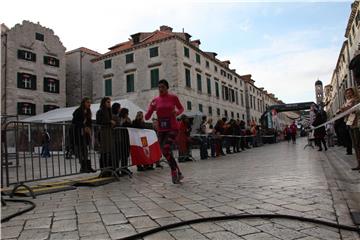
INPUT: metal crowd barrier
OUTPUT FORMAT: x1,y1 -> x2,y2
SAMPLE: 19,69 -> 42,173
1,120 -> 281,196
1,121 -> 146,196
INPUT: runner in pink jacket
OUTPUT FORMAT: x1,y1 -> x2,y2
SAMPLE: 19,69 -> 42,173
145,79 -> 184,184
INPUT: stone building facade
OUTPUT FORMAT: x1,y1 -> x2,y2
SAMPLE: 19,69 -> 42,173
1,20 -> 66,118
92,26 -> 248,121
65,47 -> 101,107
325,1 -> 360,117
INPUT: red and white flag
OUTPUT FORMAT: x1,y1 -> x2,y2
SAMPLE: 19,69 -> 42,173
127,128 -> 162,165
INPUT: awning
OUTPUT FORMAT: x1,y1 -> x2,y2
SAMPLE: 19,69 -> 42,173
22,99 -> 147,123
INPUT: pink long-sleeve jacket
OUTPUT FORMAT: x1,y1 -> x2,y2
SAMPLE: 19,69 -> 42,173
145,93 -> 184,132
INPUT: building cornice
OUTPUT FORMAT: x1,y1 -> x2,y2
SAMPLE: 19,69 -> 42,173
345,0 -> 359,37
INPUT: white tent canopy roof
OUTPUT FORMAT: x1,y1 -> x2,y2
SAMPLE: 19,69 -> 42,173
22,99 -> 147,123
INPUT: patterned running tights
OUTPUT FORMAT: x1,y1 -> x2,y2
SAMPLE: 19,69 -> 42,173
157,130 -> 181,177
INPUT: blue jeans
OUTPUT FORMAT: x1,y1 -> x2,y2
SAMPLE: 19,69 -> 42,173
41,143 -> 50,157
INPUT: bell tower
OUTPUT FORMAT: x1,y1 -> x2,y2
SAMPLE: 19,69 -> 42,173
315,79 -> 323,105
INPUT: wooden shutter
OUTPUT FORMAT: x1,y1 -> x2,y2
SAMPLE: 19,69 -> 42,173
17,73 -> 23,88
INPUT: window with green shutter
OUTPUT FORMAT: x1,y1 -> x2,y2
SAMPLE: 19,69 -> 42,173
184,47 -> 189,58
17,102 -> 36,116
44,105 -> 59,113
44,56 -> 60,67
126,53 -> 134,64
43,78 -> 59,93
126,74 -> 135,92
149,47 -> 159,58
215,81 -> 219,98
150,68 -> 159,88
187,101 -> 192,110
196,53 -> 201,64
206,61 -> 209,68
105,79 -> 112,96
104,59 -> 112,69
207,78 -> 211,95
18,49 -> 36,62
199,104 -> 203,112
214,65 -> 218,72
208,106 -> 212,116
17,72 -> 37,90
197,74 -> 202,92
217,108 -> 220,116
185,68 -> 191,88
240,91 -> 244,106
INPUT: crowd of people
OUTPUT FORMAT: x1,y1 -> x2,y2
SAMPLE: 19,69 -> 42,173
68,79 -> 276,184
67,80 -> 359,183
303,87 -> 360,172
177,116 -> 266,161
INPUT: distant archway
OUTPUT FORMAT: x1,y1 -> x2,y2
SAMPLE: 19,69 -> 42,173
260,101 -> 316,129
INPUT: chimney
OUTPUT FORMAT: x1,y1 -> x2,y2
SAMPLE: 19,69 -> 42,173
191,39 -> 201,48
222,60 -> 230,68
159,25 -> 173,32
205,52 -> 217,59
131,33 -> 141,44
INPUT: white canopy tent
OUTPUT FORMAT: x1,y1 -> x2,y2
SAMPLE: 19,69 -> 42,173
22,99 -> 148,123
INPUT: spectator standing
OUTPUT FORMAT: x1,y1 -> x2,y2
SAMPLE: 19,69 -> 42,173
239,120 -> 247,150
284,125 -> 291,143
72,97 -> 95,173
205,118 -> 216,157
177,115 -> 192,162
96,97 -> 115,173
233,120 -> 241,153
214,119 -> 225,156
111,103 -> 121,172
313,109 -> 327,151
41,129 -> 51,158
198,116 -> 209,160
338,88 -> 360,171
290,121 -> 297,144
118,108 -> 132,175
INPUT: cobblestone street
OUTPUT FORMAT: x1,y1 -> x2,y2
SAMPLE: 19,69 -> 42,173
2,138 -> 360,240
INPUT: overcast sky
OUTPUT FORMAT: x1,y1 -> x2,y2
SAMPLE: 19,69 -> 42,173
1,0 -> 352,103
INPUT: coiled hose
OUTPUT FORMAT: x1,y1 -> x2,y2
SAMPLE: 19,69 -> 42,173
118,213 -> 360,240
1,198 -> 36,223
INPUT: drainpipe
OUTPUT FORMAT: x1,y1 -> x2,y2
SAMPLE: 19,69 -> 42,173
346,42 -> 353,87
79,50 -> 84,102
335,70 -> 341,111
2,31 -> 8,115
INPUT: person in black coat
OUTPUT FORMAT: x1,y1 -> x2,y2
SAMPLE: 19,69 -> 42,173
72,97 -> 96,173
96,97 -> 115,171
334,117 -> 353,155
313,109 -> 327,151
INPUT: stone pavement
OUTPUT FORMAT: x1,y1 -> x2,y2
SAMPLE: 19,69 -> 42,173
2,138 -> 360,240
